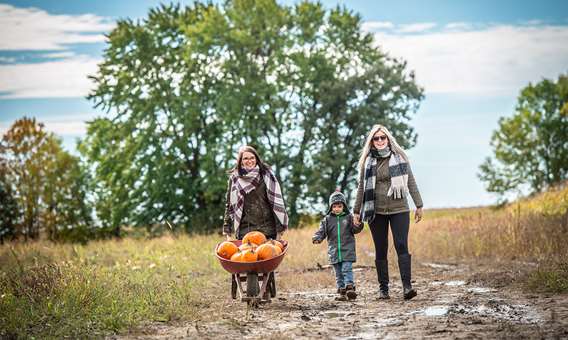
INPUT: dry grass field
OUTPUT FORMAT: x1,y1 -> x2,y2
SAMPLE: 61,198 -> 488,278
1,184 -> 567,338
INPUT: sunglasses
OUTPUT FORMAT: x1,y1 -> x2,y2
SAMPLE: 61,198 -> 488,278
373,135 -> 388,142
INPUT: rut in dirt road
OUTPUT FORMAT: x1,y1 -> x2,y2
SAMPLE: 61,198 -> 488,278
119,262 -> 568,339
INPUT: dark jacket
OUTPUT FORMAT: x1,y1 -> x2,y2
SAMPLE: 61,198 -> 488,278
313,211 -> 363,264
354,155 -> 423,215
222,178 -> 283,239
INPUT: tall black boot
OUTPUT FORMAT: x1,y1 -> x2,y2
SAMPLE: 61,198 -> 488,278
375,259 -> 390,299
398,254 -> 417,300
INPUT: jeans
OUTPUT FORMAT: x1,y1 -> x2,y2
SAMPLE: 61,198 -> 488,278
333,261 -> 354,289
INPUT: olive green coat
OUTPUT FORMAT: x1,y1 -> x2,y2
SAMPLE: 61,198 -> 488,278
354,156 -> 423,215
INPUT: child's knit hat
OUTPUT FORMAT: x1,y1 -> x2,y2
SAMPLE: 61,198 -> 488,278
327,188 -> 349,214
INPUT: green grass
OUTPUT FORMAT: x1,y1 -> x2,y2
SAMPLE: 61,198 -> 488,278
0,235 -> 226,338
526,261 -> 568,293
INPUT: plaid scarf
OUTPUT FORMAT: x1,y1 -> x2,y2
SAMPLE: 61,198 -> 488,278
228,166 -> 289,233
360,149 -> 409,222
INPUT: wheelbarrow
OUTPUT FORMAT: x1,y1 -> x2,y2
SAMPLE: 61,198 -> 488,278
215,240 -> 288,307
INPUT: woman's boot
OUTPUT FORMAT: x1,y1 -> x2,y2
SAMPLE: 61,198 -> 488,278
375,259 -> 390,299
398,254 -> 417,300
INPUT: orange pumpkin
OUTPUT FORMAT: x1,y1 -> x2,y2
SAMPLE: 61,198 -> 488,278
240,248 -> 258,262
216,241 -> 239,259
256,243 -> 278,260
266,239 -> 285,252
230,251 -> 242,262
242,231 -> 267,246
274,245 -> 282,256
238,241 -> 257,252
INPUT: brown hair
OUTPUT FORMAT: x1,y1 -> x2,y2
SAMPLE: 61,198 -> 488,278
229,145 -> 269,174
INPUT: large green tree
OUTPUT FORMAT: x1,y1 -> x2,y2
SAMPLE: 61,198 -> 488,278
84,0 -> 423,231
479,74 -> 568,198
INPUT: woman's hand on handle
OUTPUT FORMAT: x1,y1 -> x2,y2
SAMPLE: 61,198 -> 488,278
414,207 -> 423,223
353,213 -> 361,226
225,234 -> 232,241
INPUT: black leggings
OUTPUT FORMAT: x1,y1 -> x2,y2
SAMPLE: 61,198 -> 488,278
369,212 -> 410,260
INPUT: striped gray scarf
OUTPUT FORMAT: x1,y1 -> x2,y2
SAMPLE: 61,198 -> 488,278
360,149 -> 409,222
228,166 -> 289,233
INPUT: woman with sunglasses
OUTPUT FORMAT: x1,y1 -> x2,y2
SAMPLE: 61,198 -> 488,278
353,125 -> 423,300
222,145 -> 288,241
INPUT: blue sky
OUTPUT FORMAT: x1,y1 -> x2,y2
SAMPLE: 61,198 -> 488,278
1,0 -> 568,208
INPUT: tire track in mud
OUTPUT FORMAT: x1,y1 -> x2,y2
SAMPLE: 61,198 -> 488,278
116,262 -> 568,339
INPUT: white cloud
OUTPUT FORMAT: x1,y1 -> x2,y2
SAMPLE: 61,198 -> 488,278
371,24 -> 568,95
43,118 -> 88,136
0,4 -> 114,51
397,22 -> 437,33
0,4 -> 111,98
362,21 -> 438,34
0,55 -> 101,98
0,114 -> 94,138
41,51 -> 76,59
445,22 -> 471,30
361,21 -> 394,31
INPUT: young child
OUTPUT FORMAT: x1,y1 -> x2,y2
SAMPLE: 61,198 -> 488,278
313,190 -> 363,300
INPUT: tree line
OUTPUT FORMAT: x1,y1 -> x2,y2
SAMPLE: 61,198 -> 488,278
1,0 -> 566,243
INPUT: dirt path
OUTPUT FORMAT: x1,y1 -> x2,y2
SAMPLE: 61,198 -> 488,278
120,261 -> 568,339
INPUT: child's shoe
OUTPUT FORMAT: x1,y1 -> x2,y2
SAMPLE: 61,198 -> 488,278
335,287 -> 347,301
345,284 -> 357,300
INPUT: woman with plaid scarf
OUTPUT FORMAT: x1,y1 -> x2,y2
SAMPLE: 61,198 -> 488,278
222,145 -> 288,241
353,125 -> 424,300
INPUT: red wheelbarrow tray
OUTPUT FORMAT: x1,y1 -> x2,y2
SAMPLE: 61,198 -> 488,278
215,240 -> 288,274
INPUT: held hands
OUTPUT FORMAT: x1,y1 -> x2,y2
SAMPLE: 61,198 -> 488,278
414,207 -> 423,223
353,213 -> 361,226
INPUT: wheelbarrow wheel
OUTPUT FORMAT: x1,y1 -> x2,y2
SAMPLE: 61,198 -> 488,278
246,273 -> 259,297
269,272 -> 276,297
231,275 -> 237,299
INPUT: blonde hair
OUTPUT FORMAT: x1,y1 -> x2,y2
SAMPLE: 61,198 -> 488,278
357,124 -> 409,175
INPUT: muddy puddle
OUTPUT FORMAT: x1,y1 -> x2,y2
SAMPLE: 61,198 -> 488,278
431,280 -> 465,286
412,301 -> 542,324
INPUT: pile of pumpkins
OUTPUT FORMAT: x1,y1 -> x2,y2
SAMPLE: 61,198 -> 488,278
216,231 -> 284,262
